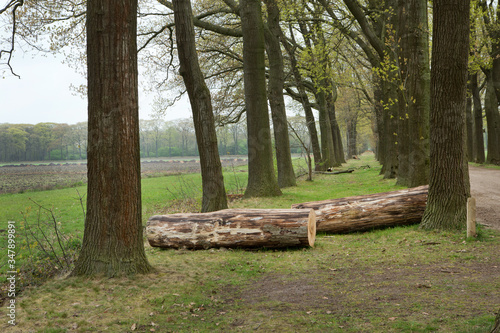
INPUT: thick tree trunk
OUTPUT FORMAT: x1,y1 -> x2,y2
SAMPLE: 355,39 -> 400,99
263,0 -> 296,188
292,186 -> 428,233
240,0 -> 281,197
420,0 -> 470,230
72,0 -> 152,276
406,0 -> 430,187
147,209 -> 316,249
173,0 -> 228,212
396,0 -> 410,187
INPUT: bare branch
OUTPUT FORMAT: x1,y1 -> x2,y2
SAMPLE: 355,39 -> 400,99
0,0 -> 24,78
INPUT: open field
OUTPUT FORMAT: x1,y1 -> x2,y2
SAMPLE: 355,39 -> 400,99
0,157 -> 248,194
1,154 -> 499,332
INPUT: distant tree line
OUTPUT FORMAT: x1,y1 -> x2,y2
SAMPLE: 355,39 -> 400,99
0,117 -> 372,163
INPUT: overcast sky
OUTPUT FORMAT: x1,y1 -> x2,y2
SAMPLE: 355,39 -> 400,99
1,52 -> 190,125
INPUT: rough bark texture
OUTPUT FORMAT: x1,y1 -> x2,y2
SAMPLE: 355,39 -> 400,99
420,0 -> 471,230
173,0 -> 228,212
240,0 -> 281,197
292,186 -> 428,233
72,0 -> 152,276
263,0 -> 296,188
147,209 -> 316,249
406,0 -> 430,187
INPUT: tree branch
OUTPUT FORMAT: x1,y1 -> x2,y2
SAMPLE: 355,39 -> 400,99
0,0 -> 24,78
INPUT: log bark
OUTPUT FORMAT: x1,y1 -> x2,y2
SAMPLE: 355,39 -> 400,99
147,209 -> 316,249
291,186 -> 428,234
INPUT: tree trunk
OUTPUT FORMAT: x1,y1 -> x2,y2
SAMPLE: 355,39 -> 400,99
406,0 -> 430,187
240,0 -> 281,197
173,0 -> 228,212
396,0 -> 410,187
317,91 -> 337,169
471,72 -> 486,163
346,115 -> 358,158
485,73 -> 500,165
281,31 -> 323,171
466,80 -> 474,162
292,186 -> 428,233
263,0 -> 296,188
327,94 -> 346,164
420,0 -> 471,230
147,209 -> 316,249
72,0 -> 152,276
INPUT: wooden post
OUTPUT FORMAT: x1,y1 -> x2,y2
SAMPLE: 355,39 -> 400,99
467,197 -> 477,238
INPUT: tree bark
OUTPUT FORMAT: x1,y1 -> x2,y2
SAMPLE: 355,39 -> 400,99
147,209 -> 316,249
263,0 -> 296,188
420,0 -> 471,230
72,0 -> 152,276
172,0 -> 228,212
485,73 -> 500,165
240,0 -> 282,197
406,0 -> 430,187
466,81 -> 474,162
471,72 -> 486,163
292,186 -> 428,233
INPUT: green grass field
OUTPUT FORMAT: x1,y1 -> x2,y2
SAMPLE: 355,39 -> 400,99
1,154 -> 499,332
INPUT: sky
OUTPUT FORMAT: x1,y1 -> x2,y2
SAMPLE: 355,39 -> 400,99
1,52 -> 191,125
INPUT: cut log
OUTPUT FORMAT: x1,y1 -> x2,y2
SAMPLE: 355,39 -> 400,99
147,208 -> 316,249
291,185 -> 428,234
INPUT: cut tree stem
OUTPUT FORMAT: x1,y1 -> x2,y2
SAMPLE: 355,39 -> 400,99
147,208 -> 316,249
292,185 -> 428,233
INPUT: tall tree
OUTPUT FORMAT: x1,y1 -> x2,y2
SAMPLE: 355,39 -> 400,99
420,0 -> 470,230
485,73 -> 500,165
240,0 -> 281,197
172,0 -> 228,211
281,27 -> 323,171
470,73 -> 486,163
402,0 -> 430,187
72,0 -> 153,276
263,0 -> 296,188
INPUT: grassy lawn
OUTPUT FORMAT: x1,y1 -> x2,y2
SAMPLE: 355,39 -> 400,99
1,154 -> 499,332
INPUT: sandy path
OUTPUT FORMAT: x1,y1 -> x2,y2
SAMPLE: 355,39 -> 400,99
469,166 -> 500,230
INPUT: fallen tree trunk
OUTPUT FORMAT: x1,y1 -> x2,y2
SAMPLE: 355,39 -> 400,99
291,185 -> 428,234
147,208 -> 316,249
315,168 -> 355,175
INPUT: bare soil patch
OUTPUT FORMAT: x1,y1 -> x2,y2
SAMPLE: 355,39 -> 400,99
0,157 -> 248,194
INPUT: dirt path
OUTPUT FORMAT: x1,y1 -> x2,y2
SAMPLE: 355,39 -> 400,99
469,166 -> 500,230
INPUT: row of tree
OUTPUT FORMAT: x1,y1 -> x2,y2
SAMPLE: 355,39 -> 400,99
0,0 -> 486,276
0,115 -> 372,163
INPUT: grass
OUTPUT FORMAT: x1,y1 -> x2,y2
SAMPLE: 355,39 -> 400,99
1,153 -> 499,332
